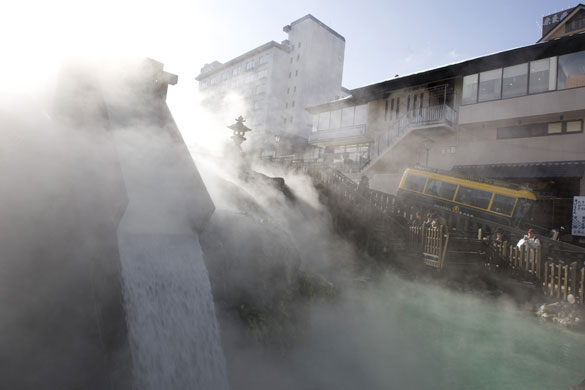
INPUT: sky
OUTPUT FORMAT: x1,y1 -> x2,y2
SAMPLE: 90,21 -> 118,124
2,0 -> 571,89
1,0 -> 572,143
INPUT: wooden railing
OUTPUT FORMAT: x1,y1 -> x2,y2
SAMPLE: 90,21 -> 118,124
277,161 -> 585,303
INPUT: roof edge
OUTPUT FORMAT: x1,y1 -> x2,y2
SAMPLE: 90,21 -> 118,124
195,40 -> 288,81
287,14 -> 345,42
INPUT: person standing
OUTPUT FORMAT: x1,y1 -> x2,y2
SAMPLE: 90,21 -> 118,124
517,228 -> 541,249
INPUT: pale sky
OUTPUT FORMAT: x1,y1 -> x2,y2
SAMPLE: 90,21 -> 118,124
3,0 -> 570,89
2,0 -> 571,148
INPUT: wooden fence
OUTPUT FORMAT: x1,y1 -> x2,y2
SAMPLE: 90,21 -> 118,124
290,161 -> 585,304
408,225 -> 449,270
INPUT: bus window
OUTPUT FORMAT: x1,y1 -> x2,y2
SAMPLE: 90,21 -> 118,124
490,194 -> 516,215
403,174 -> 426,193
455,186 -> 492,209
424,179 -> 457,200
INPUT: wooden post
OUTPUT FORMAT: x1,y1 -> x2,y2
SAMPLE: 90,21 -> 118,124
550,263 -> 555,297
556,264 -> 562,298
440,232 -> 450,270
570,262 -> 577,300
581,267 -> 585,305
563,265 -> 569,301
518,247 -> 523,270
536,247 -> 541,280
544,262 -> 549,293
477,228 -> 482,240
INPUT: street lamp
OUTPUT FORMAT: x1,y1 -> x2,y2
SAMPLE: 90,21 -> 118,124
423,138 -> 434,166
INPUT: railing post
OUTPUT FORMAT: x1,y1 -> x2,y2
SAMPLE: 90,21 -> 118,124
563,265 -> 569,301
544,262 -> 549,293
570,262 -> 577,300
536,247 -> 541,280
550,264 -> 555,296
581,267 -> 585,305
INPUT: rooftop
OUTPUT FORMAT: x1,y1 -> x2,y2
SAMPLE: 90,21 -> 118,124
308,31 -> 585,113
195,41 -> 288,81
284,14 -> 345,42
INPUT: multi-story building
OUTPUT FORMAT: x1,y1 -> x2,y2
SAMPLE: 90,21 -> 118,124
196,14 -> 346,154
307,5 -> 585,230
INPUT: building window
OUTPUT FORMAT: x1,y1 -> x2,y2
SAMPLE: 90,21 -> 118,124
232,67 -> 242,76
289,72 -> 292,79
547,122 -> 562,134
330,109 -> 341,128
354,105 -> 368,125
312,115 -> 319,132
298,42 -> 302,48
295,70 -> 299,77
292,100 -> 295,107
259,54 -> 271,64
297,54 -> 300,61
557,50 -> 585,89
291,44 -> 295,50
246,60 -> 256,70
287,87 -> 290,94
293,86 -> 297,93
502,63 -> 528,98
565,9 -> 585,33
255,85 -> 266,94
567,120 -> 583,132
254,100 -> 264,109
318,112 -> 330,130
284,117 -> 287,124
462,74 -> 479,105
390,99 -> 394,120
341,107 -> 354,127
290,57 -> 293,64
478,69 -> 502,102
407,95 -> 410,112
257,70 -> 268,78
290,116 -> 293,123
497,120 -> 583,139
384,100 -> 389,121
529,57 -> 557,94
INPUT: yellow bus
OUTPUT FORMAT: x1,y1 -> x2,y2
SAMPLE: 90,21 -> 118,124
397,167 -> 537,225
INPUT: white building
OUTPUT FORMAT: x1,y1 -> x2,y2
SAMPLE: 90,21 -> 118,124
196,14 -> 347,154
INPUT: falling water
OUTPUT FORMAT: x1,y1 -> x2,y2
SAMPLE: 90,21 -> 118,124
118,233 -> 230,390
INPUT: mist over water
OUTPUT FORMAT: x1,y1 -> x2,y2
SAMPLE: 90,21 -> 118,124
292,274 -> 585,390
194,156 -> 585,390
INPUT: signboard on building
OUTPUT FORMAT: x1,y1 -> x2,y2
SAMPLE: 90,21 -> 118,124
573,196 -> 585,236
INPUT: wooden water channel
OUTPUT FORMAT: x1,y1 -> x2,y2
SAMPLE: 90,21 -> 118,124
281,161 -> 585,304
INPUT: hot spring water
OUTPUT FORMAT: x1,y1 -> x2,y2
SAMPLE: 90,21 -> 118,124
118,233 -> 229,390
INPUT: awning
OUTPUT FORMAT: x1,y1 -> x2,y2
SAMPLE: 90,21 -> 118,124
452,161 -> 585,179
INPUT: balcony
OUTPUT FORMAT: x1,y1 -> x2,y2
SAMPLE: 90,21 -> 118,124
366,104 -> 457,170
308,124 -> 368,145
398,104 -> 457,134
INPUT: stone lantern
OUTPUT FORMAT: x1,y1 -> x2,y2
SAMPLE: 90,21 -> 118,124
227,115 -> 252,152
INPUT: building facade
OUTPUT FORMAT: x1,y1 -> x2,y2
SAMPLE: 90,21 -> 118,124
307,5 -> 585,230
196,14 -> 346,154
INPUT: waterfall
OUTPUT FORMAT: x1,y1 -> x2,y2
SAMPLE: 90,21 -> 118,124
119,232 -> 229,390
